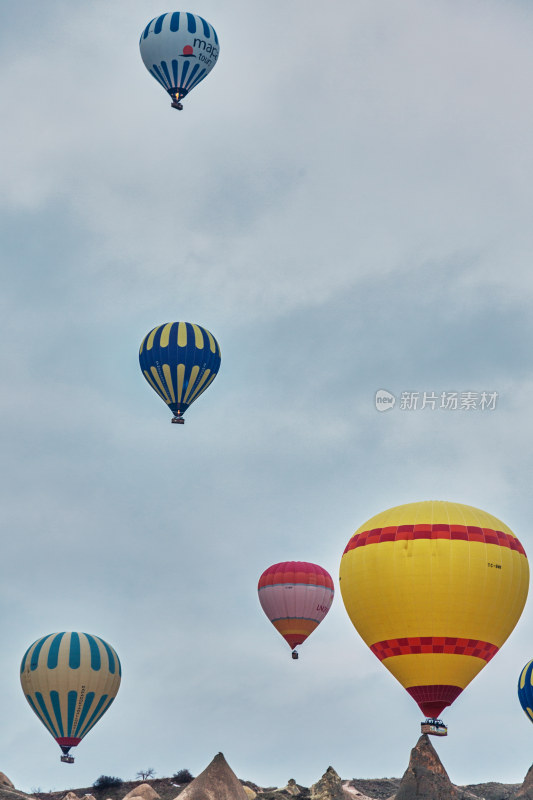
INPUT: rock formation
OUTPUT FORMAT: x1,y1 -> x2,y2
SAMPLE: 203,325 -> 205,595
514,764 -> 533,798
173,752 -> 249,800
341,784 -> 376,800
0,777 -> 14,790
277,780 -> 302,796
310,767 -> 344,800
123,787 -> 160,800
24,756 -> 529,800
249,785 -> 308,799
394,735 -> 460,800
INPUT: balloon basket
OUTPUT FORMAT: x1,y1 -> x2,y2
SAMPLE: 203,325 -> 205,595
169,91 -> 185,111
60,755 -> 75,764
171,416 -> 185,425
291,650 -> 299,660
421,719 -> 447,736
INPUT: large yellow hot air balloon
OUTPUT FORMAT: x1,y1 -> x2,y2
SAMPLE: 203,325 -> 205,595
339,501 -> 529,735
20,632 -> 121,762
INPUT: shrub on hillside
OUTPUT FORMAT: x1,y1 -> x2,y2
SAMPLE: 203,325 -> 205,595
171,769 -> 194,784
92,776 -> 124,789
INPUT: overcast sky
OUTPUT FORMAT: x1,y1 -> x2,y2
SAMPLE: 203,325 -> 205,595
2,0 -> 533,793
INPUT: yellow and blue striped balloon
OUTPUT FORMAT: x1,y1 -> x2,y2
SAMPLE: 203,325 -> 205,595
20,632 -> 121,760
518,660 -> 533,724
139,322 -> 221,423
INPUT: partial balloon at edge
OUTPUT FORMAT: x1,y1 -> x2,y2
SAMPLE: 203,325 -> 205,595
258,561 -> 334,659
518,660 -> 533,724
139,12 -> 220,110
139,322 -> 221,424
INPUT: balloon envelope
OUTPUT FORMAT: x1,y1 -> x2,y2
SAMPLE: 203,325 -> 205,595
20,632 -> 121,756
139,322 -> 221,421
139,12 -> 219,105
258,561 -> 334,652
339,501 -> 529,719
518,660 -> 533,723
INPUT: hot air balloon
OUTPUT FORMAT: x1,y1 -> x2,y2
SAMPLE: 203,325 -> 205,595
20,632 -> 121,763
139,321 -> 221,424
339,501 -> 529,736
139,12 -> 219,110
258,561 -> 334,659
518,660 -> 533,724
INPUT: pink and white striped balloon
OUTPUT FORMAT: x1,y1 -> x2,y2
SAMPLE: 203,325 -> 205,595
258,561 -> 334,656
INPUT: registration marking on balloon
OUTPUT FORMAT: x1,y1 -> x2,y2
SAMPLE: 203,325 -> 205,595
73,684 -> 87,732
340,501 -> 529,721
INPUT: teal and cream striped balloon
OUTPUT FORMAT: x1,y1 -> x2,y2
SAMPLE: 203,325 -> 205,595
20,632 -> 121,761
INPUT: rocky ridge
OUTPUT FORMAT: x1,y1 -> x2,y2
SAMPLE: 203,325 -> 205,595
18,743 -> 533,800
514,764 -> 533,800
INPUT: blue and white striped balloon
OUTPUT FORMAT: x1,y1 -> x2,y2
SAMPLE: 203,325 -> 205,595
140,12 -> 219,109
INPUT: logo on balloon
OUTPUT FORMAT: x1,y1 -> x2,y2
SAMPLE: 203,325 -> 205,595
182,45 -> 194,56
375,389 -> 396,411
